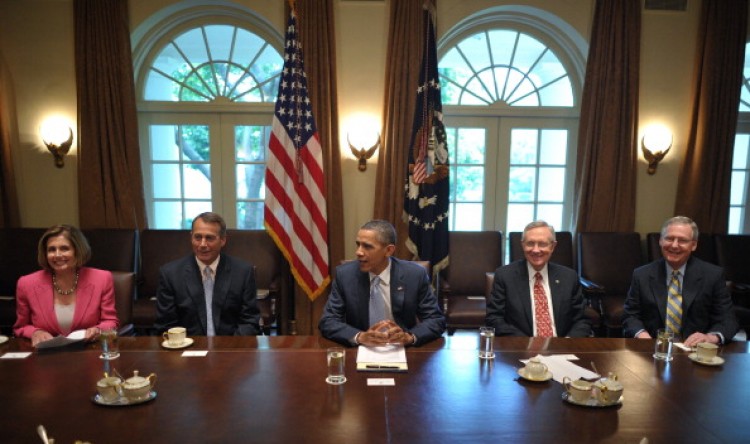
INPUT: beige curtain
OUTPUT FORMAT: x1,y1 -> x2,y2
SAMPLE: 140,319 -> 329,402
0,55 -> 20,227
74,0 -> 146,229
572,0 -> 640,233
674,0 -> 748,233
292,0 -> 344,334
374,0 -> 427,259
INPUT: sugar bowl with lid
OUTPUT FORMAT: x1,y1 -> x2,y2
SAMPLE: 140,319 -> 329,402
121,370 -> 157,402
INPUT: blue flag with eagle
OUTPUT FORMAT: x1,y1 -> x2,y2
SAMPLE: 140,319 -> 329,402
404,6 -> 449,279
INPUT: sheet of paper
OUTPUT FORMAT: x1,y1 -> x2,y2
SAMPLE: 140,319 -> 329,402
674,342 -> 692,352
182,350 -> 208,357
1,352 -> 32,359
356,345 -> 406,363
35,329 -> 87,349
367,378 -> 396,386
521,354 -> 600,384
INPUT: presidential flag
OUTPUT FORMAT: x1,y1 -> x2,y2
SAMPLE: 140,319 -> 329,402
264,7 -> 330,300
404,7 -> 449,279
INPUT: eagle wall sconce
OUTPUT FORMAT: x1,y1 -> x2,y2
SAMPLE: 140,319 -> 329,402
347,132 -> 380,172
641,126 -> 672,175
40,118 -> 75,168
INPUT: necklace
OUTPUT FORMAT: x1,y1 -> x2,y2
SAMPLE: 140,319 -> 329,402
52,271 -> 79,295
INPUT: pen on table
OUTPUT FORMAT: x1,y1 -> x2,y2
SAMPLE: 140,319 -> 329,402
366,365 -> 400,369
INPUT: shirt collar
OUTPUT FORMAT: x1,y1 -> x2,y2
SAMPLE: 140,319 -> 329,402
370,258 -> 392,286
526,262 -> 549,281
196,256 -> 220,275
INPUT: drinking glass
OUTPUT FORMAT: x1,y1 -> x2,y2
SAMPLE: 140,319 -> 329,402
99,328 -> 120,360
653,328 -> 674,361
479,326 -> 495,359
326,347 -> 346,385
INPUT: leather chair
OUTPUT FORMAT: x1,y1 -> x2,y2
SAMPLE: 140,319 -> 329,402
0,228 -> 46,335
715,234 -> 750,321
500,231 -> 601,335
223,229 -> 289,335
112,271 -> 136,336
577,232 -> 642,337
439,231 -> 503,335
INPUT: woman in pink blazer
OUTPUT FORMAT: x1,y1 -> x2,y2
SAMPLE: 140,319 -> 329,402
13,225 -> 118,346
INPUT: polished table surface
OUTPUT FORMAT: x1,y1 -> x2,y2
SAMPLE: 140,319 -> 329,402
1,335 -> 748,443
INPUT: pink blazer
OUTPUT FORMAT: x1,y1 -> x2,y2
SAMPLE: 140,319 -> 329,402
13,267 -> 119,339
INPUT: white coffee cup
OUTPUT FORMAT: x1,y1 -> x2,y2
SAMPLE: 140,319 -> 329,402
696,342 -> 719,362
524,357 -> 548,379
563,377 -> 593,403
163,327 -> 187,346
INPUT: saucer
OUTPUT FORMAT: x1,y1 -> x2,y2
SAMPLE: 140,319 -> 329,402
517,367 -> 553,382
92,390 -> 157,407
0,335 -> 8,345
562,391 -> 622,408
688,353 -> 725,366
161,338 -> 194,349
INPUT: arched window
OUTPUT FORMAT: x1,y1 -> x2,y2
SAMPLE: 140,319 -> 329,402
133,5 -> 283,229
438,6 -> 586,234
730,42 -> 750,233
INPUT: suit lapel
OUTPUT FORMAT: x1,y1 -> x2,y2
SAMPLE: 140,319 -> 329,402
212,256 -> 231,327
516,262 -> 534,333
547,264 -> 565,325
33,278 -> 59,332
681,258 -> 702,312
71,275 -> 95,329
185,260 -> 207,333
648,260 -> 669,323
357,266 -> 370,328
390,259 -> 405,323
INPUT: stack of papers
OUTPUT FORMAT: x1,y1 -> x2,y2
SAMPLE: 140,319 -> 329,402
356,345 -> 408,372
36,329 -> 87,349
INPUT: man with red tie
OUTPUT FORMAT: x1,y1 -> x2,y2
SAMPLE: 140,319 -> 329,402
486,221 -> 591,337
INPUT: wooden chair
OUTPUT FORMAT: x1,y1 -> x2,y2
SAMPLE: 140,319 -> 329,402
112,271 -> 136,336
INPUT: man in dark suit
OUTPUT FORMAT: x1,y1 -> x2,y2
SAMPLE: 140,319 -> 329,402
623,216 -> 737,346
319,220 -> 445,346
486,221 -> 591,337
155,212 -> 260,336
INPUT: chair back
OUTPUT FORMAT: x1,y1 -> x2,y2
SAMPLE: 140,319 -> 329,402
112,271 -> 135,335
84,229 -> 139,273
577,232 -> 642,295
442,231 -> 504,295
715,234 -> 750,284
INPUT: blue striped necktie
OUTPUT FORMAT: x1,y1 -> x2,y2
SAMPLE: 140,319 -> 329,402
203,266 -> 215,336
666,270 -> 682,335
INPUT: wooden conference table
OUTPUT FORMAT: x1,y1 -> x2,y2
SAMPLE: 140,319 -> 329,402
1,335 -> 748,444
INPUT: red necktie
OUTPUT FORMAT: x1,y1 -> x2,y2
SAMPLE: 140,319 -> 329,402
533,272 -> 553,337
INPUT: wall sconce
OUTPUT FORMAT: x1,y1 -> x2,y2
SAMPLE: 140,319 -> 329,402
347,132 -> 380,172
641,126 -> 672,175
40,119 -> 74,168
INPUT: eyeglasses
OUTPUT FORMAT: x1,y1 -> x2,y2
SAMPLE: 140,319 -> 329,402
522,241 -> 554,249
662,236 -> 693,246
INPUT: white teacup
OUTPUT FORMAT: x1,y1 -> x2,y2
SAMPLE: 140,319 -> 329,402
163,327 -> 187,346
594,378 -> 624,404
563,377 -> 593,403
696,342 -> 719,362
524,357 -> 548,379
96,376 -> 122,402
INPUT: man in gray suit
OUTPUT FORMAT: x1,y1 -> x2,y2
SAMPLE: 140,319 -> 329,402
486,221 -> 591,337
623,216 -> 737,346
155,212 -> 260,336
319,220 -> 445,346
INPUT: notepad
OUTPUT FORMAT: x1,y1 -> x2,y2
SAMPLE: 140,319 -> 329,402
356,345 -> 408,372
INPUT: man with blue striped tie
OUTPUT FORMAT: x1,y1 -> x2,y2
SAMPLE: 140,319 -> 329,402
623,216 -> 737,347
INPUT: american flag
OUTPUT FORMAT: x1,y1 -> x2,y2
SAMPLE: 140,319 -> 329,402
264,7 -> 330,300
404,6 -> 450,279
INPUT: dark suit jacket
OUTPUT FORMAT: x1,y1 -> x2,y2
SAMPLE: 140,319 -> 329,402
318,257 -> 446,346
486,260 -> 591,337
622,257 -> 737,342
155,254 -> 260,336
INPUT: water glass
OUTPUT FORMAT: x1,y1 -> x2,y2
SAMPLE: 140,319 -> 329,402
99,328 -> 120,360
326,347 -> 346,385
479,326 -> 495,359
653,328 -> 674,361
